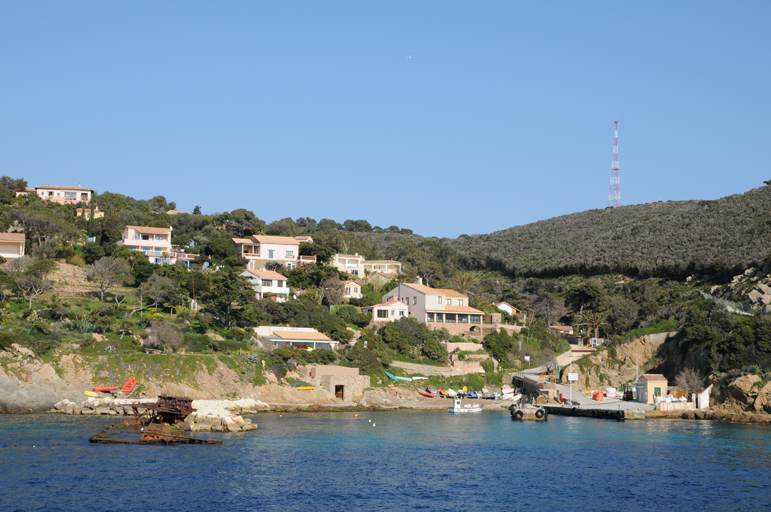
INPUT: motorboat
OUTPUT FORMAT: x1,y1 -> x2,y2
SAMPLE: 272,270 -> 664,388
448,399 -> 483,413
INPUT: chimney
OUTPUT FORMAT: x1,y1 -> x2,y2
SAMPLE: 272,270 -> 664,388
414,277 -> 423,285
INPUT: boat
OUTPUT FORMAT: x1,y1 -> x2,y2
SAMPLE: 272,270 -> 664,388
120,378 -> 137,394
467,391 -> 479,399
84,391 -> 98,397
447,399 -> 482,413
418,391 -> 438,398
426,385 -> 439,394
384,371 -> 412,383
93,386 -> 118,392
446,388 -> 457,398
438,388 -> 449,396
295,386 -> 315,390
411,376 -> 428,380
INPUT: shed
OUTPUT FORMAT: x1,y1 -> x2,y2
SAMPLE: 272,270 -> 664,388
636,374 -> 668,405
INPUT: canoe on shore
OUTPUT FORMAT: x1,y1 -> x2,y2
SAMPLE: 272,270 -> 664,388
384,371 -> 412,383
83,391 -> 98,397
296,386 -> 315,390
120,378 -> 137,394
92,386 -> 118,392
419,391 -> 438,398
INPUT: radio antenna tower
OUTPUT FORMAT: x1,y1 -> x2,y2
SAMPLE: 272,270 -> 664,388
607,119 -> 621,207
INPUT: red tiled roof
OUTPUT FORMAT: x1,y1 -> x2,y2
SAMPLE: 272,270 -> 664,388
273,330 -> 332,341
0,233 -> 25,242
402,283 -> 468,299
126,225 -> 171,235
640,374 -> 668,382
35,185 -> 94,192
250,235 -> 298,245
243,269 -> 286,280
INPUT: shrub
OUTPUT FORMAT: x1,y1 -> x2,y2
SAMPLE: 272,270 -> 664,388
66,254 -> 86,267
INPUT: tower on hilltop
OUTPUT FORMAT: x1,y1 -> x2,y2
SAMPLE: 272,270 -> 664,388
607,120 -> 621,207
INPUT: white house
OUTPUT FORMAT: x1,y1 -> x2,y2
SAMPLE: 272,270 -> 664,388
20,185 -> 95,204
382,278 -> 484,336
343,280 -> 363,300
493,302 -> 519,316
241,269 -> 290,302
362,259 -> 402,275
362,299 -> 409,323
331,253 -> 365,276
253,326 -> 339,350
117,226 -> 174,264
233,235 -> 316,269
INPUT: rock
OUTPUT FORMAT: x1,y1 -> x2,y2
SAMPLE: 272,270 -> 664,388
92,333 -> 107,342
204,332 -> 225,341
728,375 -> 761,403
95,407 -> 111,415
10,344 -> 35,359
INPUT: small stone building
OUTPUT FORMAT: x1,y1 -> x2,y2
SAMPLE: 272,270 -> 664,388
636,374 -> 668,405
298,365 -> 370,403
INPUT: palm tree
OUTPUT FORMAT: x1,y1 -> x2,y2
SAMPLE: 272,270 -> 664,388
450,272 -> 478,296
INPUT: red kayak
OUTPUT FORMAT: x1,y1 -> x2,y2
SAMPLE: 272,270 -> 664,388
419,391 -> 438,398
92,386 -> 118,392
120,378 -> 137,394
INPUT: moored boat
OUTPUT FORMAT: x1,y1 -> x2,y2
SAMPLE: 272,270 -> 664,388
419,390 -> 438,398
120,378 -> 137,394
447,399 -> 482,413
93,386 -> 118,392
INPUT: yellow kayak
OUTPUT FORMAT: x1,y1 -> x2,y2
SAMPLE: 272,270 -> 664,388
83,391 -> 98,397
296,386 -> 315,390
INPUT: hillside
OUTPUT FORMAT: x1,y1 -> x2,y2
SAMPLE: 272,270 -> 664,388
445,184 -> 771,278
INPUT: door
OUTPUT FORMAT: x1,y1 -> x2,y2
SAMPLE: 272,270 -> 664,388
335,385 -> 344,399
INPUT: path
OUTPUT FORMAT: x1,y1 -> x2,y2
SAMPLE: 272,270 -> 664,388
389,361 -> 458,377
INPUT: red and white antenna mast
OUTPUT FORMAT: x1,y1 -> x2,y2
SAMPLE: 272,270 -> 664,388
607,119 -> 621,207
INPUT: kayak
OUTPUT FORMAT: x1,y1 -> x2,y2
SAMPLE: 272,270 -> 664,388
120,378 -> 137,394
93,386 -> 118,392
84,391 -> 98,397
296,386 -> 315,390
384,371 -> 401,383
419,391 -> 438,398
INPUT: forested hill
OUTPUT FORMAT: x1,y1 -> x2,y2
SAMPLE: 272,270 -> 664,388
446,184 -> 771,279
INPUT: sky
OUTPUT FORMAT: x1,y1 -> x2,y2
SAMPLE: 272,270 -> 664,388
1,2 -> 769,238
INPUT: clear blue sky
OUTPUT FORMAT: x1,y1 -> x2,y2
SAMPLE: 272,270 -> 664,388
1,2 -> 769,238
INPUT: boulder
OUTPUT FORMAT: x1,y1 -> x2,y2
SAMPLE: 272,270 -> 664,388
10,344 -> 35,359
728,375 -> 761,403
95,407 -> 111,415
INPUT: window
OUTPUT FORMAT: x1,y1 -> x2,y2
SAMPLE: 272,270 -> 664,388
413,297 -> 417,305
390,310 -> 395,317
446,299 -> 451,305
458,314 -> 468,324
470,315 -> 481,324
346,287 -> 351,295
263,279 -> 273,287
65,192 -> 76,199
445,314 -> 457,323
457,299 -> 463,306
427,312 -> 435,322
277,281 -> 284,288
399,311 -> 405,316
142,235 -> 150,240
286,250 -> 293,257
155,235 -> 163,241
435,313 -> 444,323
268,249 -> 275,259
354,287 -> 359,293
142,247 -> 150,253
377,310 -> 389,319
437,296 -> 442,304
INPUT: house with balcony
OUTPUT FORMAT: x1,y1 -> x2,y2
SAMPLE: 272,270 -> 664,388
331,253 -> 365,276
362,299 -> 409,323
117,226 -> 174,264
253,326 -> 340,350
241,269 -> 290,302
362,259 -> 402,275
382,278 -> 484,336
233,235 -> 316,269
0,233 -> 26,260
22,185 -> 96,204
343,280 -> 363,300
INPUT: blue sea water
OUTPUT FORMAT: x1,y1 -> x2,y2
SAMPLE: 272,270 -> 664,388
1,410 -> 770,511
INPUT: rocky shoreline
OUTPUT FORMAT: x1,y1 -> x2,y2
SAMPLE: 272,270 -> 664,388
50,397 -> 269,433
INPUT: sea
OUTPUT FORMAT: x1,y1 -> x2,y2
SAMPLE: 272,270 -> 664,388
1,410 -> 770,511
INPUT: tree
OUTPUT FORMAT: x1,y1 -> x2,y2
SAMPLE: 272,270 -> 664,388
101,212 -> 124,243
215,209 -> 264,238
86,257 -> 133,302
141,274 -> 183,311
321,274 -> 345,306
534,293 -> 566,328
82,243 -> 106,264
675,367 -> 703,394
9,211 -> 75,245
149,195 -> 169,213
193,205 -> 202,215
202,264 -> 257,329
265,218 -> 298,236
343,219 -> 372,233
15,277 -> 53,309
0,176 -> 28,204
317,218 -> 340,232
148,320 -> 183,353
450,272 -> 478,296
580,310 -> 608,339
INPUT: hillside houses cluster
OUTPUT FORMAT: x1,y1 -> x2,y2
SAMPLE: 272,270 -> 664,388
7,183 -> 530,348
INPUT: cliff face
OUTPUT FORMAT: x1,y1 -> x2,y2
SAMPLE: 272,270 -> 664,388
564,333 -> 676,389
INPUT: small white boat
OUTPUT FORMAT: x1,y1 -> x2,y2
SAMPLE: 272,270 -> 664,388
501,393 -> 522,402
446,388 -> 458,398
448,399 -> 483,413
